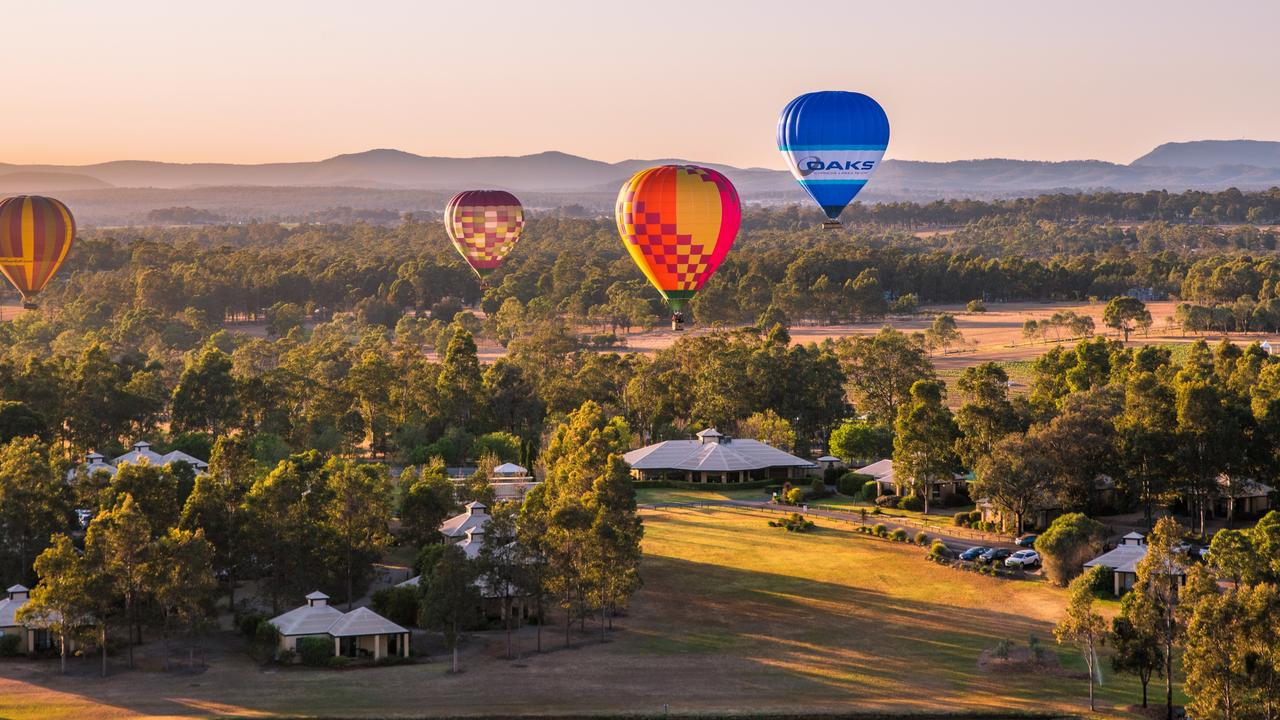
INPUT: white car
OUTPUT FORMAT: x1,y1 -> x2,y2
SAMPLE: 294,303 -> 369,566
1005,550 -> 1040,568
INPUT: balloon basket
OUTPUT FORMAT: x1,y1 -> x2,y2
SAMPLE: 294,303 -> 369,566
821,220 -> 842,230
21,302 -> 36,311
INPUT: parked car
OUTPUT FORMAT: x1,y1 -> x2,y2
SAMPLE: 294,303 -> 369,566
1015,534 -> 1037,548
1005,550 -> 1040,568
959,546 -> 990,561
979,548 -> 1013,564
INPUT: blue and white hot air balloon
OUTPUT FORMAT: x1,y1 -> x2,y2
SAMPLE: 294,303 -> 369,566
777,91 -> 890,228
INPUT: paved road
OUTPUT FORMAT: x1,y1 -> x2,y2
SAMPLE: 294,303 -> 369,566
640,498 -> 1021,554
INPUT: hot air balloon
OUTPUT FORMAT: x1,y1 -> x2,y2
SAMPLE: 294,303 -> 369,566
615,165 -> 741,330
777,91 -> 889,228
444,190 -> 524,282
0,195 -> 76,309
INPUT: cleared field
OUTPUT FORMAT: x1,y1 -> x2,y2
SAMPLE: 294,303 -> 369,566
0,507 -> 1175,718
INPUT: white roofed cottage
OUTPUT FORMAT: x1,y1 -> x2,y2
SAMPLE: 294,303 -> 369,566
623,428 -> 816,484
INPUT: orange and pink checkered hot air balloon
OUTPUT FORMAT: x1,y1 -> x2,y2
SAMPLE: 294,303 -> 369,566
444,190 -> 524,280
615,165 -> 741,328
0,195 -> 76,309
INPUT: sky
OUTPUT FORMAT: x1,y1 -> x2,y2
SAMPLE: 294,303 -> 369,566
2,0 -> 1278,169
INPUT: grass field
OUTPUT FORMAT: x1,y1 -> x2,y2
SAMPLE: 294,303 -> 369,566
0,507 -> 1177,718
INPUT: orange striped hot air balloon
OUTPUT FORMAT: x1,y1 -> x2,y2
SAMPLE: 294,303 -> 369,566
444,190 -> 524,281
0,196 -> 75,309
615,165 -> 740,329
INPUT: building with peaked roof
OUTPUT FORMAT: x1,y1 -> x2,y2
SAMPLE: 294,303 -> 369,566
66,440 -> 209,481
623,428 -> 816,484
0,584 -> 68,654
440,501 -> 489,543
853,459 -> 970,504
490,463 -> 539,502
268,591 -> 409,660
1215,474 -> 1275,519
1083,532 -> 1186,596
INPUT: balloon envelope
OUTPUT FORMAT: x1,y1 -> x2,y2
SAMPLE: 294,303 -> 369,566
777,91 -> 889,221
444,190 -> 524,278
615,165 -> 740,313
0,195 -> 75,306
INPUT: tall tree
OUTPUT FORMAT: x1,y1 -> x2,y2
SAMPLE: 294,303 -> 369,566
171,346 -> 241,435
1112,594 -> 1164,709
0,436 -> 70,584
972,434 -> 1054,535
587,455 -> 643,639
419,544 -> 479,673
85,493 -> 152,669
1127,516 -> 1190,720
892,380 -> 958,514
1036,512 -> 1107,587
1055,565 -> 1108,712
397,459 -> 457,548
1103,296 -> 1152,342
146,528 -> 216,669
1114,371 -> 1176,528
179,435 -> 258,607
953,362 -> 1020,469
836,327 -> 934,426
737,409 -> 796,451
323,459 -> 393,609
19,534 -> 94,675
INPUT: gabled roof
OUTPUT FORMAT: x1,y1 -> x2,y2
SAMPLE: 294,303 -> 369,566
493,463 -> 528,475
268,601 -> 344,636
441,505 -> 489,538
161,450 -> 209,469
327,607 -> 408,637
0,594 -> 25,628
305,590 -> 329,601
624,436 -> 815,473
1217,474 -> 1276,498
7,584 -> 28,594
1084,545 -> 1150,574
854,459 -> 894,483
816,455 -> 841,463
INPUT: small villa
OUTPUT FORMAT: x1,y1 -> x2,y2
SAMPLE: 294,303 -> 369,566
440,501 -> 490,543
1083,532 -> 1187,596
1214,474 -> 1275,519
268,591 -> 409,661
854,459 -> 970,503
491,463 -> 539,502
623,428 -> 816,484
0,584 -> 63,654
66,440 -> 210,481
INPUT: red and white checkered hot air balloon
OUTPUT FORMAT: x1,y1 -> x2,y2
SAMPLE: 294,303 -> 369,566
444,190 -> 524,281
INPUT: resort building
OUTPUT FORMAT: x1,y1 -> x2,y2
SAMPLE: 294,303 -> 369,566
1083,532 -> 1187,596
853,459 -> 970,503
268,591 -> 410,660
623,428 -> 816,484
490,463 -> 539,502
66,440 -> 209,481
0,584 -> 66,654
440,501 -> 490,543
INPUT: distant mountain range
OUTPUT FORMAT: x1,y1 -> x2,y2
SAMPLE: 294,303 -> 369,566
5,140 -> 1280,225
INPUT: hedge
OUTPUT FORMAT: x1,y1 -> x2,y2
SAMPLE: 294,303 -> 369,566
836,472 -> 875,496
297,636 -> 334,666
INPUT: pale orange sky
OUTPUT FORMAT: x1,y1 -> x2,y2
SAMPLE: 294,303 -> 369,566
2,1 -> 1277,168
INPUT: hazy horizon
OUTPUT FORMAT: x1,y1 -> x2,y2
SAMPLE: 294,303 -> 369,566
4,1 -> 1278,169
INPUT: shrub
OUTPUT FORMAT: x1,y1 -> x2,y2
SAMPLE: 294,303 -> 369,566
914,531 -> 930,545
966,299 -> 988,313
824,466 -> 844,484
898,494 -> 924,512
835,472 -> 873,496
874,494 -> 900,508
889,528 -> 908,542
872,523 -> 888,537
250,620 -> 282,663
770,512 -> 816,533
952,512 -> 969,526
327,655 -> 350,668
1037,513 -> 1108,587
785,487 -> 805,505
296,636 -> 333,666
860,480 -> 879,502
371,586 -> 420,628
1028,634 -> 1045,662
929,540 -> 951,559
0,634 -> 20,657
236,610 -> 267,638
994,638 -> 1012,659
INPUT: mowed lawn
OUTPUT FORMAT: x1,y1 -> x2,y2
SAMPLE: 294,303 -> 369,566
0,507 -> 1168,719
